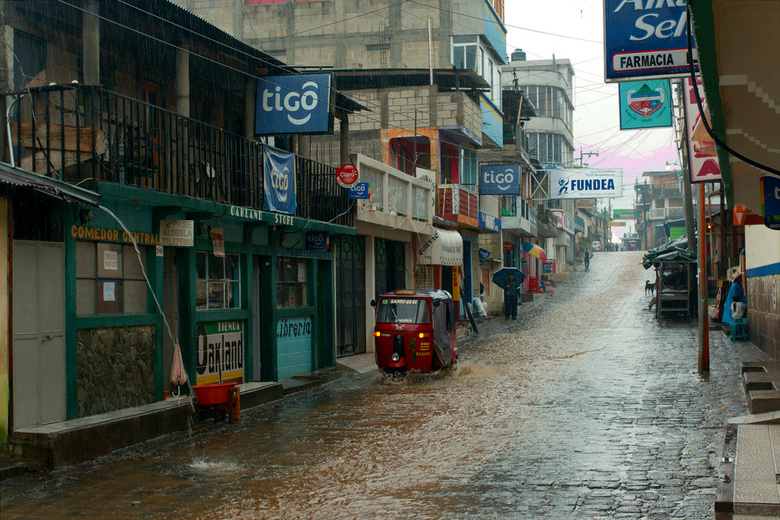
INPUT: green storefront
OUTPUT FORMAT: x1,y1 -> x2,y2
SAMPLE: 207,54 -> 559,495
67,183 -> 351,419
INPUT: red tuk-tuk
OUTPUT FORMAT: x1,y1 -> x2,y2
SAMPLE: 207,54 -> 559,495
370,289 -> 458,374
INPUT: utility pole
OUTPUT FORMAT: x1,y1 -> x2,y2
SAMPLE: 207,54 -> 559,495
577,148 -> 599,168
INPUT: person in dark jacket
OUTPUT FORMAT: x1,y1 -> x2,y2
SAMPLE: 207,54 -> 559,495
503,273 -> 521,320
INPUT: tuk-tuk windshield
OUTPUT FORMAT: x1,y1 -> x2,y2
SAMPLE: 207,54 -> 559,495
376,298 -> 431,324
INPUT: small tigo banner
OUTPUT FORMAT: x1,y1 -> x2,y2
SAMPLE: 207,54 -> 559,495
263,145 -> 297,215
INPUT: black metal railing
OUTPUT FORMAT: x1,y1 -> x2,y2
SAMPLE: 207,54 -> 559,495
7,85 -> 352,226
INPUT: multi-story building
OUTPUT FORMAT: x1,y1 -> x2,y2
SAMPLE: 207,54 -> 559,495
173,0 -> 510,339
638,171 -> 686,248
0,0 -> 360,455
502,50 -> 577,271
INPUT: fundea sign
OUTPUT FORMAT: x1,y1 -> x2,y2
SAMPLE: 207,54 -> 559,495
550,168 -> 623,199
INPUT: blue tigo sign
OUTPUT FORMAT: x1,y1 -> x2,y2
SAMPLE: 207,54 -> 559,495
480,164 -> 519,195
263,145 -> 297,215
619,80 -> 673,130
604,1 -> 697,82
305,231 -> 329,251
348,183 -> 370,200
255,74 -> 332,135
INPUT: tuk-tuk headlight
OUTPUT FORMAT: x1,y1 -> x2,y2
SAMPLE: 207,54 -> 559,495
391,353 -> 401,362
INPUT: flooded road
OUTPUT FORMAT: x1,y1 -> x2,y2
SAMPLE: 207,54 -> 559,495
1,252 -> 769,519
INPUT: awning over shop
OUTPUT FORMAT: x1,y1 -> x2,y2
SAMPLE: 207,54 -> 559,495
417,229 -> 463,266
0,161 -> 101,205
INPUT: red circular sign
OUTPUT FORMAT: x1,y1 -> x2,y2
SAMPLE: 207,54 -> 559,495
503,241 -> 514,251
337,164 -> 359,187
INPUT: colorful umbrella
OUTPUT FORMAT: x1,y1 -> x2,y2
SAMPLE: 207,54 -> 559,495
521,242 -> 547,260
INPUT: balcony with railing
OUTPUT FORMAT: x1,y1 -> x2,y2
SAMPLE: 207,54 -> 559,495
439,185 -> 478,227
7,85 -> 352,226
352,154 -> 434,233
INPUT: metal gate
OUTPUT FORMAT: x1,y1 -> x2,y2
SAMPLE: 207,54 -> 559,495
334,236 -> 366,357
375,238 -> 406,298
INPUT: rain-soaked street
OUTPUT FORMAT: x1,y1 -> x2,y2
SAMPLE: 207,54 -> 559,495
0,252 -> 770,519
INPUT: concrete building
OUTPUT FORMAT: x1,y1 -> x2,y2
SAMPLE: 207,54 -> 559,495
502,51 -> 577,272
172,0 -> 511,340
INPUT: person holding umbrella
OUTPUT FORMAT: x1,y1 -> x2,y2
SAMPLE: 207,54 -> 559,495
503,272 -> 521,320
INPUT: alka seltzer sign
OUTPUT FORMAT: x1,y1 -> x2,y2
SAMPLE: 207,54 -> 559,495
255,74 -> 333,135
604,0 -> 698,82
195,321 -> 244,385
550,169 -> 623,199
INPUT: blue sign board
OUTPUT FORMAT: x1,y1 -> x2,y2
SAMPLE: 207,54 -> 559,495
761,176 -> 780,230
255,74 -> 332,135
305,231 -> 329,251
480,164 -> 519,195
348,183 -> 370,200
478,211 -> 502,232
263,145 -> 297,215
619,80 -> 673,130
604,2 -> 697,82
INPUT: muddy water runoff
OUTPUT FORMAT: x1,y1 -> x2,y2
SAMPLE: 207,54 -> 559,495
1,252 -> 763,519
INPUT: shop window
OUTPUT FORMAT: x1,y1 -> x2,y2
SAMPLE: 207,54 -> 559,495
76,242 -> 148,315
277,257 -> 308,308
196,252 -> 241,310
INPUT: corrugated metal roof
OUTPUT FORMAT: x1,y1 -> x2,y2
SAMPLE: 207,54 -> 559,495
0,162 -> 101,205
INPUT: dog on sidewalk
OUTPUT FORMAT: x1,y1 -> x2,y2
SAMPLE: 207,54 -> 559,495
645,280 -> 656,295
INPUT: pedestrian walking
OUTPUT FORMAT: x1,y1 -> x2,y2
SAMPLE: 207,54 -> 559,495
584,249 -> 591,270
503,272 -> 521,320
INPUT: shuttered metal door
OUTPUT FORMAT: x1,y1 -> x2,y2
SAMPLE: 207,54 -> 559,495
335,236 -> 366,357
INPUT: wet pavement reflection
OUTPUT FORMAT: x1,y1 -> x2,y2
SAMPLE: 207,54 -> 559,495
1,252 -> 769,519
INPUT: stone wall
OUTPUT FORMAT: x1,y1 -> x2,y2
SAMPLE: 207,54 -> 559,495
747,275 -> 780,360
77,326 -> 155,417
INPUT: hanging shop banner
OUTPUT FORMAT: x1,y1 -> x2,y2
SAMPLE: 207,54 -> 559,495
255,74 -> 332,135
551,210 -> 575,234
761,176 -> 780,230
263,145 -> 297,215
604,1 -> 698,82
619,80 -> 673,129
159,220 -> 194,248
684,78 -> 722,183
478,211 -> 502,232
305,231 -> 329,251
550,168 -> 623,199
195,321 -> 245,385
209,226 -> 226,258
613,209 -> 640,219
480,164 -> 520,195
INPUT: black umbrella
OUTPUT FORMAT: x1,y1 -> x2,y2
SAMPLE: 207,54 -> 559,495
492,267 -> 524,287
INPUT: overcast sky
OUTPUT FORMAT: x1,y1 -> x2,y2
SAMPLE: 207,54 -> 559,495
503,1 -> 679,238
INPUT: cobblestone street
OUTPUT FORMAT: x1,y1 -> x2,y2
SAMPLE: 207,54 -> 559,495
0,252 -> 769,519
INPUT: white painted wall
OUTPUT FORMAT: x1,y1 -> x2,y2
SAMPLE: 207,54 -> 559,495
745,225 -> 780,271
